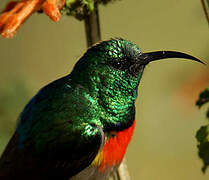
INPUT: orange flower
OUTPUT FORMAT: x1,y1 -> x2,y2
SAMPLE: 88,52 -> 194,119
0,0 -> 66,38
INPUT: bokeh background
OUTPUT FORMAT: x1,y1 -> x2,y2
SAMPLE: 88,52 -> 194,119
0,0 -> 209,179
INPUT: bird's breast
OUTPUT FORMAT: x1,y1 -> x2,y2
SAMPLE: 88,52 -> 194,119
91,120 -> 136,172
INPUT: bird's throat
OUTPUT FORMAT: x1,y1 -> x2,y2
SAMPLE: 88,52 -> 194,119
91,120 -> 136,172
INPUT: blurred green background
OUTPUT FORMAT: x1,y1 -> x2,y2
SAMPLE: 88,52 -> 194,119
0,0 -> 209,179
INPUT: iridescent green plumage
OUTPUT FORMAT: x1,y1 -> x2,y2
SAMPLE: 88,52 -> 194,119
0,39 -> 143,180
70,39 -> 143,130
0,38 -> 203,180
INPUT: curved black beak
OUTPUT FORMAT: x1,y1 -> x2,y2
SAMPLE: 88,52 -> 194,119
138,51 -> 205,65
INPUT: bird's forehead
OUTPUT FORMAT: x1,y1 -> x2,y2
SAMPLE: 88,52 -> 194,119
101,39 -> 142,60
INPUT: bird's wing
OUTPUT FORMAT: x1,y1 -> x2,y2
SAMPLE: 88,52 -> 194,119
0,78 -> 104,180
34,122 -> 104,180
0,123 -> 104,180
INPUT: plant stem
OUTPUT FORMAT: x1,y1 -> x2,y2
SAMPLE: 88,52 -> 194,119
84,3 -> 131,180
117,158 -> 131,180
84,2 -> 101,47
201,0 -> 209,25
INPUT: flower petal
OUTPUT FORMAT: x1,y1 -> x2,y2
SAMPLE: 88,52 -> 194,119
0,0 -> 66,38
0,0 -> 43,38
42,0 -> 60,22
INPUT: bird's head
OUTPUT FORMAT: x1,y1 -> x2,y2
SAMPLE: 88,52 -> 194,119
71,38 -> 203,96
70,38 -> 204,130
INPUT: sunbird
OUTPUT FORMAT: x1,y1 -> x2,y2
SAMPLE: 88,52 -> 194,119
0,38 -> 204,180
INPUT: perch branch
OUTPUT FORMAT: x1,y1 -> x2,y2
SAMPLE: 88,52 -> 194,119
201,0 -> 209,25
84,2 -> 101,47
117,158 -> 131,180
84,2 -> 131,180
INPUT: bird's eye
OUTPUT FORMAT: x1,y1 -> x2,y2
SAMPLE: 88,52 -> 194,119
111,61 -> 123,69
110,59 -> 132,71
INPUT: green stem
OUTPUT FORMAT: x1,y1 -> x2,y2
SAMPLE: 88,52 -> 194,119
84,2 -> 101,47
201,0 -> 209,25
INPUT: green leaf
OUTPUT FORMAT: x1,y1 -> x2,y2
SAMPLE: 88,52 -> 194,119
196,86 -> 209,173
62,0 -> 120,20
196,87 -> 209,109
196,125 -> 209,172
